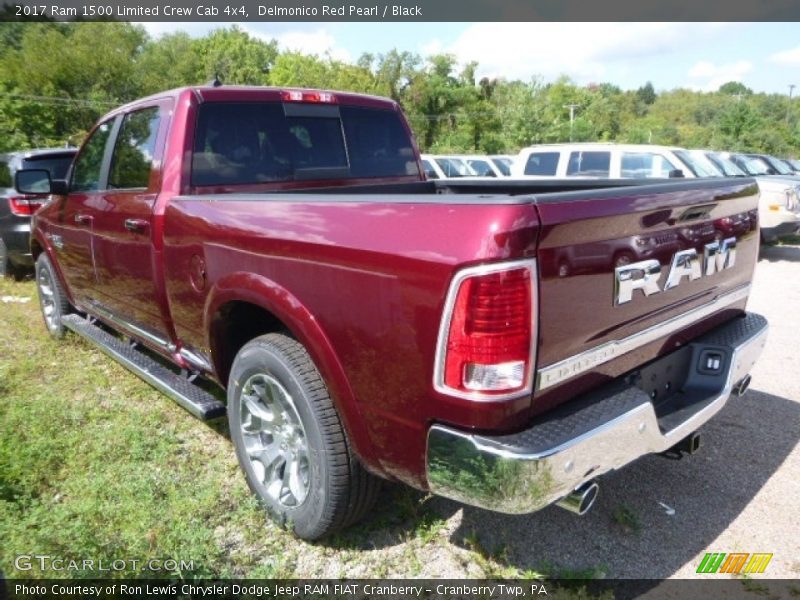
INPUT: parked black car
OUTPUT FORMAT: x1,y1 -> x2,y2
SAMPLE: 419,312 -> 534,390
0,148 -> 76,279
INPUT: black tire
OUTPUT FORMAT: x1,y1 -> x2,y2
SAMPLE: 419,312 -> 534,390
35,253 -> 70,339
227,333 -> 380,540
613,251 -> 635,268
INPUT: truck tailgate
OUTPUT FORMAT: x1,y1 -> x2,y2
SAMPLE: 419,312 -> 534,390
531,178 -> 759,414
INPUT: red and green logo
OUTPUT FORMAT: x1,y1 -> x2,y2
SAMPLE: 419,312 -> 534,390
696,552 -> 773,574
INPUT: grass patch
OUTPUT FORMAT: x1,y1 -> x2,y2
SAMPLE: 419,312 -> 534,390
739,576 -> 770,596
0,279 -> 299,578
611,505 -> 641,535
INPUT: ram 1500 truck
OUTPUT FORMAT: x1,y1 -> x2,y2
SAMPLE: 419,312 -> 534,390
16,85 -> 768,540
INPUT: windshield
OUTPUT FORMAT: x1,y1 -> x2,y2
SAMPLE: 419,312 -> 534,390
465,158 -> 495,177
434,157 -> 473,177
737,156 -> 772,176
672,150 -> 717,177
761,155 -> 794,175
706,153 -> 746,176
490,157 -> 512,176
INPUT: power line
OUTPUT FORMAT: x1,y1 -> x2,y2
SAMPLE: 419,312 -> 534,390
0,93 -> 121,107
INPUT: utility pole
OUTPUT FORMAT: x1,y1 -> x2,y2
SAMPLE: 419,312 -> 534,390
788,84 -> 796,124
563,104 -> 580,142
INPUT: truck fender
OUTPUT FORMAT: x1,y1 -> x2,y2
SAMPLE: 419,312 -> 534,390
203,272 -> 384,477
30,227 -> 78,307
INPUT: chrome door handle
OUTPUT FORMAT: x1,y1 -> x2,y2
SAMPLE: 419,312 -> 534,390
124,218 -> 149,234
74,213 -> 93,225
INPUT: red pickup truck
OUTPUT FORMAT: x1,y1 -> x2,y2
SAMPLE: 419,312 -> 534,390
16,85 -> 768,540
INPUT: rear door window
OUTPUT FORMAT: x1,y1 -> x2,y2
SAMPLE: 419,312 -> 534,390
108,107 -> 161,190
524,152 -> 559,176
621,152 -> 679,178
566,151 -> 610,177
192,102 -> 418,186
621,153 -> 655,178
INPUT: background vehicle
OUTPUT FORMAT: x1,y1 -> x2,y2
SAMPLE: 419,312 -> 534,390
778,158 -> 800,174
421,154 -> 477,178
510,143 -> 715,179
0,148 -> 76,279
459,155 -> 506,177
693,150 -> 800,242
18,85 -> 767,541
420,156 -> 442,179
488,155 -> 514,176
729,153 -> 799,179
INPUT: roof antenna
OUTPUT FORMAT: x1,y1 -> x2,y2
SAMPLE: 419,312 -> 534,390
208,74 -> 223,87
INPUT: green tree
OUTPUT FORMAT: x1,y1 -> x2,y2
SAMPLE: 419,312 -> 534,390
718,81 -> 753,96
138,32 -> 204,93
197,26 -> 277,85
636,81 -> 657,105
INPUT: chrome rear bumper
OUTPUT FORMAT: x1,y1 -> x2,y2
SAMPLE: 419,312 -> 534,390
426,312 -> 768,514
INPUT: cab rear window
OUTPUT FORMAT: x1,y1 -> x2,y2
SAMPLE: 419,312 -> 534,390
191,102 -> 419,186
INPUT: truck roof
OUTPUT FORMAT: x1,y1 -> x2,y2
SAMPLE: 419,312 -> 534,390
109,85 -> 400,117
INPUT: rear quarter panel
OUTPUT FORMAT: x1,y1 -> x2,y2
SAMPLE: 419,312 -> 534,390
162,195 -> 541,486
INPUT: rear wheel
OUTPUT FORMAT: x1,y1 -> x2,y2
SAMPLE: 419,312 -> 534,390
35,253 -> 70,338
613,251 -> 635,268
227,333 -> 380,540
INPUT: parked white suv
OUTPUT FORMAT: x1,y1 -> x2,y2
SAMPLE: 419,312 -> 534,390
420,154 -> 477,179
511,143 -> 716,179
694,149 -> 800,242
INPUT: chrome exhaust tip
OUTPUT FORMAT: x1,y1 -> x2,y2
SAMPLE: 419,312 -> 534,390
733,374 -> 752,397
555,481 -> 599,516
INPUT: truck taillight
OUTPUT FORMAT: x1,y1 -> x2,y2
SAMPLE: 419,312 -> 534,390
280,90 -> 337,104
434,260 -> 537,400
8,195 -> 44,216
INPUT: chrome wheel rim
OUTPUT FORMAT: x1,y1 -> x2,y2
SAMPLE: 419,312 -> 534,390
239,373 -> 310,507
37,266 -> 58,331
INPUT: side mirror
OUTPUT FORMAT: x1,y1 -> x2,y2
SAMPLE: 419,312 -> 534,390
15,169 -> 68,195
668,169 -> 685,178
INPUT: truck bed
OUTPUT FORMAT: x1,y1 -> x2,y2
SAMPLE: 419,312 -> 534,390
161,177 -> 759,486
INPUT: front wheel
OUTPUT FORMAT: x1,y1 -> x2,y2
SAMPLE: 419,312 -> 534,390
35,253 -> 70,338
227,333 -> 380,540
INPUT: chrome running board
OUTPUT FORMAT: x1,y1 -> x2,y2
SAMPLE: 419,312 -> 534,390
63,314 -> 225,420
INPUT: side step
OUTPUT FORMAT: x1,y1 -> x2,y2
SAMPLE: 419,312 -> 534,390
63,314 -> 226,420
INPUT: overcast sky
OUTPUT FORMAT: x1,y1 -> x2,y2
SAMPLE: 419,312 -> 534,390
139,22 -> 800,94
